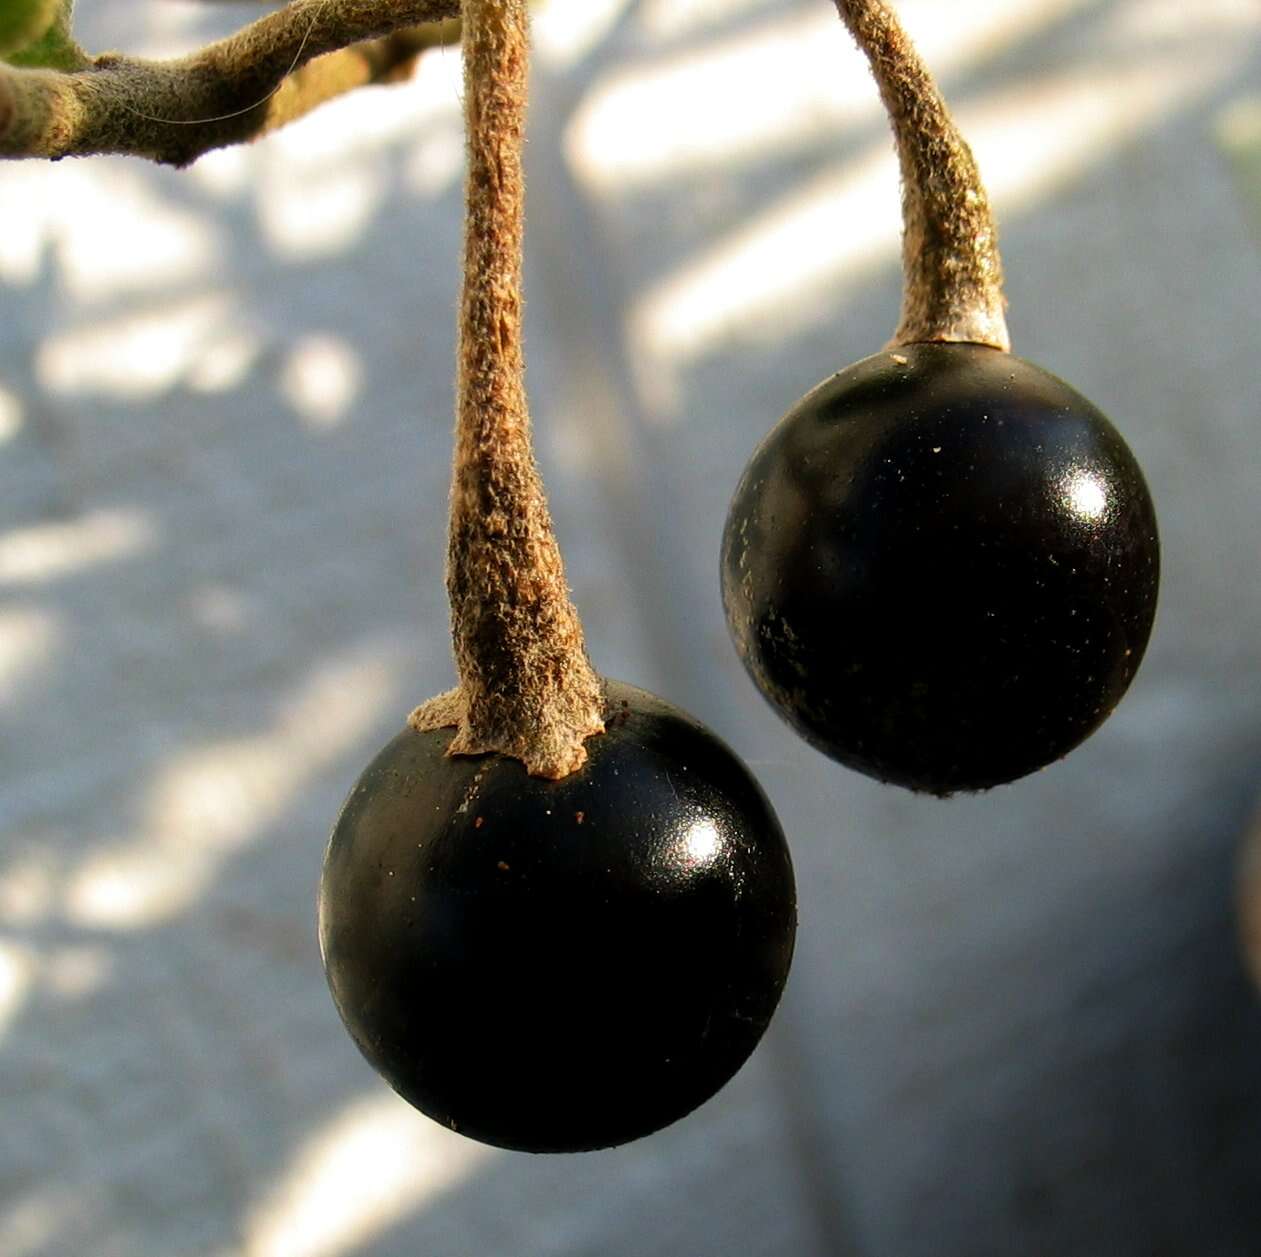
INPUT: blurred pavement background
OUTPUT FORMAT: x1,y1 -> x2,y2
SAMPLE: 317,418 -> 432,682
2,1 -> 1261,1254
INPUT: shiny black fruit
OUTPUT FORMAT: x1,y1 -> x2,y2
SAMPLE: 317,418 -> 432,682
722,342 -> 1159,795
318,680 -> 796,1152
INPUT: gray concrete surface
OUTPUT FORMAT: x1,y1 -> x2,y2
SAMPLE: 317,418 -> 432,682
2,1 -> 1260,1255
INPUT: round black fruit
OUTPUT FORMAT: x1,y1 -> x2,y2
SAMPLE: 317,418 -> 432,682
722,342 -> 1159,795
318,680 -> 796,1153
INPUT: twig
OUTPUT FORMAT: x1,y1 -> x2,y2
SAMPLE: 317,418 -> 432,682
0,0 -> 460,165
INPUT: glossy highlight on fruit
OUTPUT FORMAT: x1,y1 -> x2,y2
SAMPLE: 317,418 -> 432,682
318,680 -> 796,1153
722,343 -> 1160,795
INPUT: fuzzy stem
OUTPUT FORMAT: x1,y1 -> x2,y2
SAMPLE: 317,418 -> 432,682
0,0 -> 459,165
410,0 -> 604,779
833,0 -> 1010,351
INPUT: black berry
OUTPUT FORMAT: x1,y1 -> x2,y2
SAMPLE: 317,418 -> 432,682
721,343 -> 1159,795
318,680 -> 796,1152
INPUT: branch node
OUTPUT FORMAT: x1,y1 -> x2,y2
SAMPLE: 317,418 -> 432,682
0,0 -> 461,163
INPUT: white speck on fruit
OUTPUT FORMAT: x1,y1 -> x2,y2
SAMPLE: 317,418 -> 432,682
456,766 -> 489,814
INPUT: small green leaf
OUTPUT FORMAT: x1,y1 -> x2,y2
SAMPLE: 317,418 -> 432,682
0,0 -> 59,55
2,0 -> 84,69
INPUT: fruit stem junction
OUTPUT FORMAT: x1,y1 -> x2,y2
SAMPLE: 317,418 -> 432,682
410,0 -> 604,779
833,0 -> 1010,351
